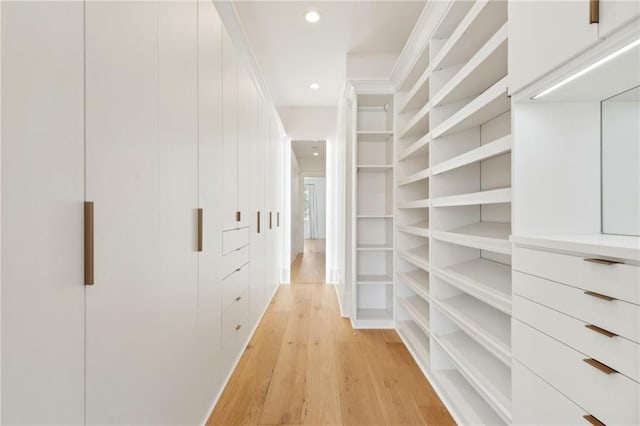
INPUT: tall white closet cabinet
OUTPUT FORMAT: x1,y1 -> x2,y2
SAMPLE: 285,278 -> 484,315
1,1 -> 285,424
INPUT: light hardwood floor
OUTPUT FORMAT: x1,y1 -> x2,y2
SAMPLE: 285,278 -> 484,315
290,239 -> 326,285
207,247 -> 454,425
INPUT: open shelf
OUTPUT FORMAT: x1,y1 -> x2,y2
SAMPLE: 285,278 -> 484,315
432,76 -> 509,138
398,268 -> 430,301
357,130 -> 394,142
435,330 -> 511,423
397,320 -> 430,367
431,187 -> 511,207
397,199 -> 430,209
357,214 -> 393,219
431,134 -> 511,176
356,275 -> 393,285
357,244 -> 393,251
432,369 -> 507,426
432,258 -> 511,314
397,133 -> 430,162
435,293 -> 511,366
398,101 -> 431,140
399,65 -> 431,114
431,24 -> 507,108
431,222 -> 511,255
397,168 -> 430,186
357,165 -> 393,173
397,220 -> 430,238
357,308 -> 393,321
398,295 -> 430,335
397,244 -> 430,271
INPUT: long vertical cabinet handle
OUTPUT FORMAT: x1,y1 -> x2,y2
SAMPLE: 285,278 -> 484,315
269,212 -> 273,230
197,208 -> 203,252
589,0 -> 599,23
84,201 -> 94,286
277,212 -> 280,227
257,211 -> 261,234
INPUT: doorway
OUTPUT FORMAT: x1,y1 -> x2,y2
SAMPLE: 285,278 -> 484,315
291,140 -> 326,284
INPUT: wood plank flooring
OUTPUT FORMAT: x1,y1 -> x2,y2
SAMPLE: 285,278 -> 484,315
207,245 -> 454,426
290,239 -> 325,285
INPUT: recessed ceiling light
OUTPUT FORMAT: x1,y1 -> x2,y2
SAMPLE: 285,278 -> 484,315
310,83 -> 320,90
305,11 -> 320,23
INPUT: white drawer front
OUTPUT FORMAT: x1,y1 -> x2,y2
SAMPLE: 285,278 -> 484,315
513,360 -> 589,426
514,295 -> 640,382
222,288 -> 248,353
222,264 -> 249,313
513,247 -> 640,305
514,271 -> 640,343
222,227 -> 249,255
513,320 -> 640,426
221,244 -> 249,279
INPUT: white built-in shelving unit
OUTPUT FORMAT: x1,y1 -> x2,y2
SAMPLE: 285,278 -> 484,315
350,83 -> 396,328
393,0 -> 512,424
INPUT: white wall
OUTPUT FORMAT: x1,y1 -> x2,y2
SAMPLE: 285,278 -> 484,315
304,177 -> 326,239
278,106 -> 337,141
291,152 -> 303,262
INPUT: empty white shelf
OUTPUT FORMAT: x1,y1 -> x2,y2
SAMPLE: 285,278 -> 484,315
435,293 -> 511,366
436,331 -> 512,423
398,101 -> 430,140
432,76 -> 509,138
431,187 -> 511,207
431,24 -> 508,108
357,165 -> 393,173
397,199 -> 430,209
357,214 -> 393,219
397,220 -> 430,238
398,268 -> 430,301
397,133 -> 430,162
431,222 -> 511,255
357,130 -> 393,142
356,275 -> 393,285
432,369 -> 507,426
397,168 -> 430,186
356,244 -> 393,251
398,295 -> 430,335
398,245 -> 430,271
397,320 -> 430,367
399,65 -> 431,114
431,134 -> 511,176
357,308 -> 393,321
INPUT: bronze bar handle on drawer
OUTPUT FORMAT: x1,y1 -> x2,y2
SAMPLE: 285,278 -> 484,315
584,258 -> 623,265
197,208 -> 203,252
584,415 -> 605,426
84,202 -> 94,286
235,296 -> 241,301
257,211 -> 261,234
585,324 -> 618,338
236,211 -> 241,222
589,0 -> 599,23
584,290 -> 616,301
235,324 -> 241,331
269,212 -> 273,229
583,358 -> 618,375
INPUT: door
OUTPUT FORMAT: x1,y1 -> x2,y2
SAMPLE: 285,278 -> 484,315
222,28 -> 239,231
1,2 -> 85,423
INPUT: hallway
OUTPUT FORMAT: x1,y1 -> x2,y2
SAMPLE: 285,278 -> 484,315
290,240 -> 326,285
208,256 -> 454,425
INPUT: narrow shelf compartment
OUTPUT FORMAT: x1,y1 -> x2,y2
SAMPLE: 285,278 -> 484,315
397,245 -> 430,271
397,168 -> 430,186
431,24 -> 507,108
397,199 -> 430,209
357,244 -> 393,251
397,220 -> 430,238
431,134 -> 511,176
431,187 -> 511,207
356,275 -> 393,285
397,133 -> 430,162
432,258 -> 511,314
432,76 -> 509,138
357,214 -> 393,219
398,101 -> 430,140
431,222 -> 511,255
432,369 -> 507,426
435,293 -> 511,366
399,65 -> 431,115
357,308 -> 392,321
357,165 -> 393,173
436,331 -> 511,423
398,295 -> 430,335
357,130 -> 393,142
397,320 -> 430,368
398,268 -> 430,301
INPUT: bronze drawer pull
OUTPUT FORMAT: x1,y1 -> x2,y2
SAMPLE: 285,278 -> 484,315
236,211 -> 241,222
257,211 -> 261,234
589,0 -> 599,24
84,201 -> 94,286
584,291 -> 616,301
269,212 -> 273,229
277,212 -> 280,227
583,358 -> 618,375
197,208 -> 203,252
235,324 -> 241,331
584,258 -> 623,265
584,414 -> 605,426
235,296 -> 242,301
585,324 -> 618,338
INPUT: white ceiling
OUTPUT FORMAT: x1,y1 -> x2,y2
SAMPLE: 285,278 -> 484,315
292,139 -> 326,160
234,1 -> 426,106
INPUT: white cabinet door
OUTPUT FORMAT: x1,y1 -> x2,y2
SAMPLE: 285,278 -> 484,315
1,3 -> 85,423
196,0 -> 224,413
222,28 -> 239,231
237,66 -> 252,229
508,1 -> 599,94
599,0 -> 640,37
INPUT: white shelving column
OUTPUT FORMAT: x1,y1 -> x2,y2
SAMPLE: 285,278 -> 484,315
393,1 -> 512,424
351,82 -> 395,328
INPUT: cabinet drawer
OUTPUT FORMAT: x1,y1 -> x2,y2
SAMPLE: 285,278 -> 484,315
513,360 -> 590,426
222,263 -> 249,313
222,289 -> 248,352
221,244 -> 249,279
222,227 -> 249,255
514,271 -> 640,343
513,320 -> 640,426
514,295 -> 640,382
513,247 -> 639,305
